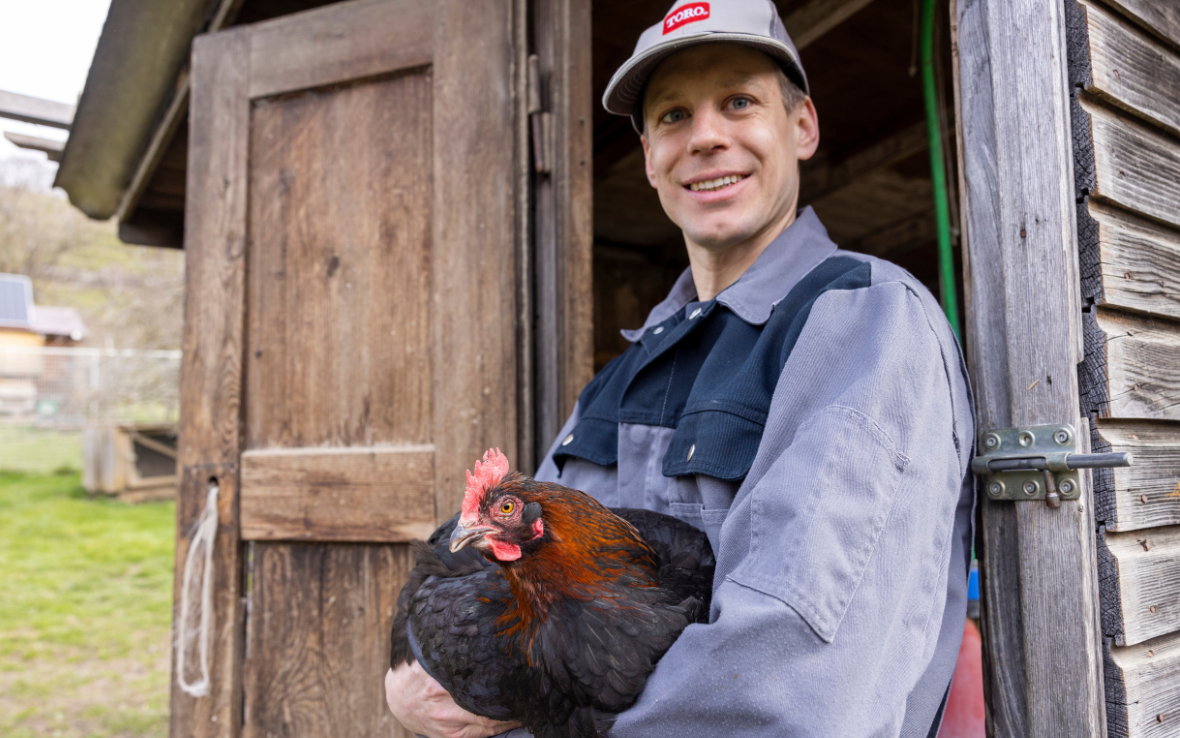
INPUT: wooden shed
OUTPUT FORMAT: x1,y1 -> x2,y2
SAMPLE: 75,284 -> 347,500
53,0 -> 1180,735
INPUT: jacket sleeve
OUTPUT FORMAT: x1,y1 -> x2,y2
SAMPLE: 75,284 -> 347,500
607,281 -> 974,738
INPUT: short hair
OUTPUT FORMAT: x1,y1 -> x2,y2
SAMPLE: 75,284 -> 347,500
640,64 -> 807,137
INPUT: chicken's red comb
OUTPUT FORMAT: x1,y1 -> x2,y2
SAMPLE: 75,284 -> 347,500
461,448 -> 510,518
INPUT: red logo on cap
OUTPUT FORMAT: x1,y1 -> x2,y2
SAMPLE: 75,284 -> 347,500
663,2 -> 710,34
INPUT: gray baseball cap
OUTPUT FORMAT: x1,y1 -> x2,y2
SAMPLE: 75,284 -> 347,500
603,0 -> 809,124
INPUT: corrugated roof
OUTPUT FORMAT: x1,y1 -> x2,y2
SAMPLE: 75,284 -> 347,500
0,274 -> 33,329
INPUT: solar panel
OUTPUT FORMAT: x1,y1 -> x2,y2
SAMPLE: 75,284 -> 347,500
0,274 -> 33,328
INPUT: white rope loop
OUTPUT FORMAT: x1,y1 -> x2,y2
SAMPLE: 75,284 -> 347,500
177,481 -> 219,698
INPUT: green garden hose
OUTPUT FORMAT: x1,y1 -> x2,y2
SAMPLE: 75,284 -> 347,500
920,0 -> 961,339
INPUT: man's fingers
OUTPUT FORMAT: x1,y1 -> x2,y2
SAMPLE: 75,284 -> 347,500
386,663 -> 521,738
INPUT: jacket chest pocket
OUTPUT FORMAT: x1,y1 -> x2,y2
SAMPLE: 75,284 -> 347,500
730,405 -> 910,643
662,407 -> 766,482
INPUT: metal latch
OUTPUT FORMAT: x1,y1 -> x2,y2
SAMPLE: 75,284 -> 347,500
971,424 -> 1132,508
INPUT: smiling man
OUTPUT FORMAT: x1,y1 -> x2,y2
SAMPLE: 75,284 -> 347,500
386,1 -> 975,736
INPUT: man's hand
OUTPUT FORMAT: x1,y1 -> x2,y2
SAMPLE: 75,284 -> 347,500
385,662 -> 523,738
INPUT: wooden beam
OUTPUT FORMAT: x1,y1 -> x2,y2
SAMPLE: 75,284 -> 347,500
784,0 -> 878,51
532,0 -> 594,466
1076,93 -> 1180,233
1105,630 -> 1180,737
0,89 -> 73,129
115,0 -> 246,237
115,76 -> 189,228
1082,200 -> 1180,323
956,0 -> 1107,735
172,28 -> 249,738
1101,0 -> 1180,53
3,132 -> 65,162
1074,0 -> 1180,140
239,446 -> 437,543
800,120 -> 928,204
246,0 -> 434,99
1100,524 -> 1180,647
842,209 -> 936,259
1095,421 -> 1180,533
1083,308 -> 1180,422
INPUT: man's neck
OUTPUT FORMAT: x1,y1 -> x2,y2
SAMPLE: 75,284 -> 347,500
685,206 -> 797,303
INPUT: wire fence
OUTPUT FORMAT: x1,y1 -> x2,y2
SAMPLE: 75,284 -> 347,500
0,345 -> 181,474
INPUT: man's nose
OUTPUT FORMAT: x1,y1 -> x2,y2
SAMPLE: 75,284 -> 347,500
688,106 -> 728,155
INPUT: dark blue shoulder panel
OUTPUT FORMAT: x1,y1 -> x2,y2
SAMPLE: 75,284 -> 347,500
553,256 -> 870,481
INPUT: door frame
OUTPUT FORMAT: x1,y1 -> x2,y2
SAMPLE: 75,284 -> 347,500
953,0 -> 1107,734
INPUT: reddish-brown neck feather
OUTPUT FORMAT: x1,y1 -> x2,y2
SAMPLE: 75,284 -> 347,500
494,480 -> 658,627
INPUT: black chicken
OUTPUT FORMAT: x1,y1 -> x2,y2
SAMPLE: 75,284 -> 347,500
390,449 -> 715,738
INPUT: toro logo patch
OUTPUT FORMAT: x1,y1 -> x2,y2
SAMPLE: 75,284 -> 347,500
663,2 -> 710,34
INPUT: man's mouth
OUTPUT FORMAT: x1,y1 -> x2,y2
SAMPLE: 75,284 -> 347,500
687,174 -> 748,192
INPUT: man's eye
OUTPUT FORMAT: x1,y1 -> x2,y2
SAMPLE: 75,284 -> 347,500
730,97 -> 751,110
660,109 -> 686,124
500,501 -> 515,515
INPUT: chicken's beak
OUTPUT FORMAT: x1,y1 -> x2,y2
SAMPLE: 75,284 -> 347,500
449,522 -> 496,553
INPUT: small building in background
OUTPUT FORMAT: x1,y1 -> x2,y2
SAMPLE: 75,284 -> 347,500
0,273 -> 87,416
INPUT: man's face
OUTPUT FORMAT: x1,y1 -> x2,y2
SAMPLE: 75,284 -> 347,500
641,44 -> 819,252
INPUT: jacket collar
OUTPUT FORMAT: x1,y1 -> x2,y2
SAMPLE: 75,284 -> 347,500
621,207 -> 837,341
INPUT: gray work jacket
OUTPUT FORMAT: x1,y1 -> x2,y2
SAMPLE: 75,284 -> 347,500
515,207 -> 975,737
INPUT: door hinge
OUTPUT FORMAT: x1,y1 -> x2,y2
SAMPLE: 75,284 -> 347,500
527,54 -> 552,174
971,424 -> 1132,508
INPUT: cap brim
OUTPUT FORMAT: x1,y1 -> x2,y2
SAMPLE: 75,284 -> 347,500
602,33 -> 808,118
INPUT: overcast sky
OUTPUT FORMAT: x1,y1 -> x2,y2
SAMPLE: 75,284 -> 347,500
0,0 -> 112,168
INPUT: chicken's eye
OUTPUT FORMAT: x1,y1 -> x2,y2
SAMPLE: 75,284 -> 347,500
499,500 -> 515,515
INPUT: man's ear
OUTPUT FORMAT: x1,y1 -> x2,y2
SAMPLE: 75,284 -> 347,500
641,134 -> 658,188
795,98 -> 820,162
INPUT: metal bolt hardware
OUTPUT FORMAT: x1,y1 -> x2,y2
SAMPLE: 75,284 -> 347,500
971,424 -> 1132,509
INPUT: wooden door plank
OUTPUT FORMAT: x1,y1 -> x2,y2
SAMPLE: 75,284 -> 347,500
951,0 -> 1029,731
1101,525 -> 1180,647
245,70 -> 433,451
173,28 -> 250,738
784,0 -> 878,50
1084,200 -> 1180,322
1083,308 -> 1180,422
242,543 -> 413,738
956,0 -> 1107,734
431,0 -> 521,517
532,0 -> 594,466
1077,94 -> 1180,232
1074,0 -> 1180,139
1100,0 -> 1180,53
799,121 -> 928,205
1105,630 -> 1180,737
240,447 -> 436,542
1096,421 -> 1180,532
247,0 -> 434,99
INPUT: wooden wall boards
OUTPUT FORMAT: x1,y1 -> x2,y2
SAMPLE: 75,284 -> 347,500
1069,1 -> 1180,735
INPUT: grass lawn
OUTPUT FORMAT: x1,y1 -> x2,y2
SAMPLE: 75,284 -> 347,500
0,427 -> 83,476
0,471 -> 174,738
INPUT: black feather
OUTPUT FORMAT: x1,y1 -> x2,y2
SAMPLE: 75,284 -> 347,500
389,487 -> 715,738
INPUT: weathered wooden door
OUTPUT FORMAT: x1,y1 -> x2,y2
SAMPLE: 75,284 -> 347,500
171,1 -> 525,736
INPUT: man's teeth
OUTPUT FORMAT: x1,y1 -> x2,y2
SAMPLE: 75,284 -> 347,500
690,175 -> 746,192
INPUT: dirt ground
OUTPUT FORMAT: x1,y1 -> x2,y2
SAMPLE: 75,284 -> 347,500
0,637 -> 170,738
